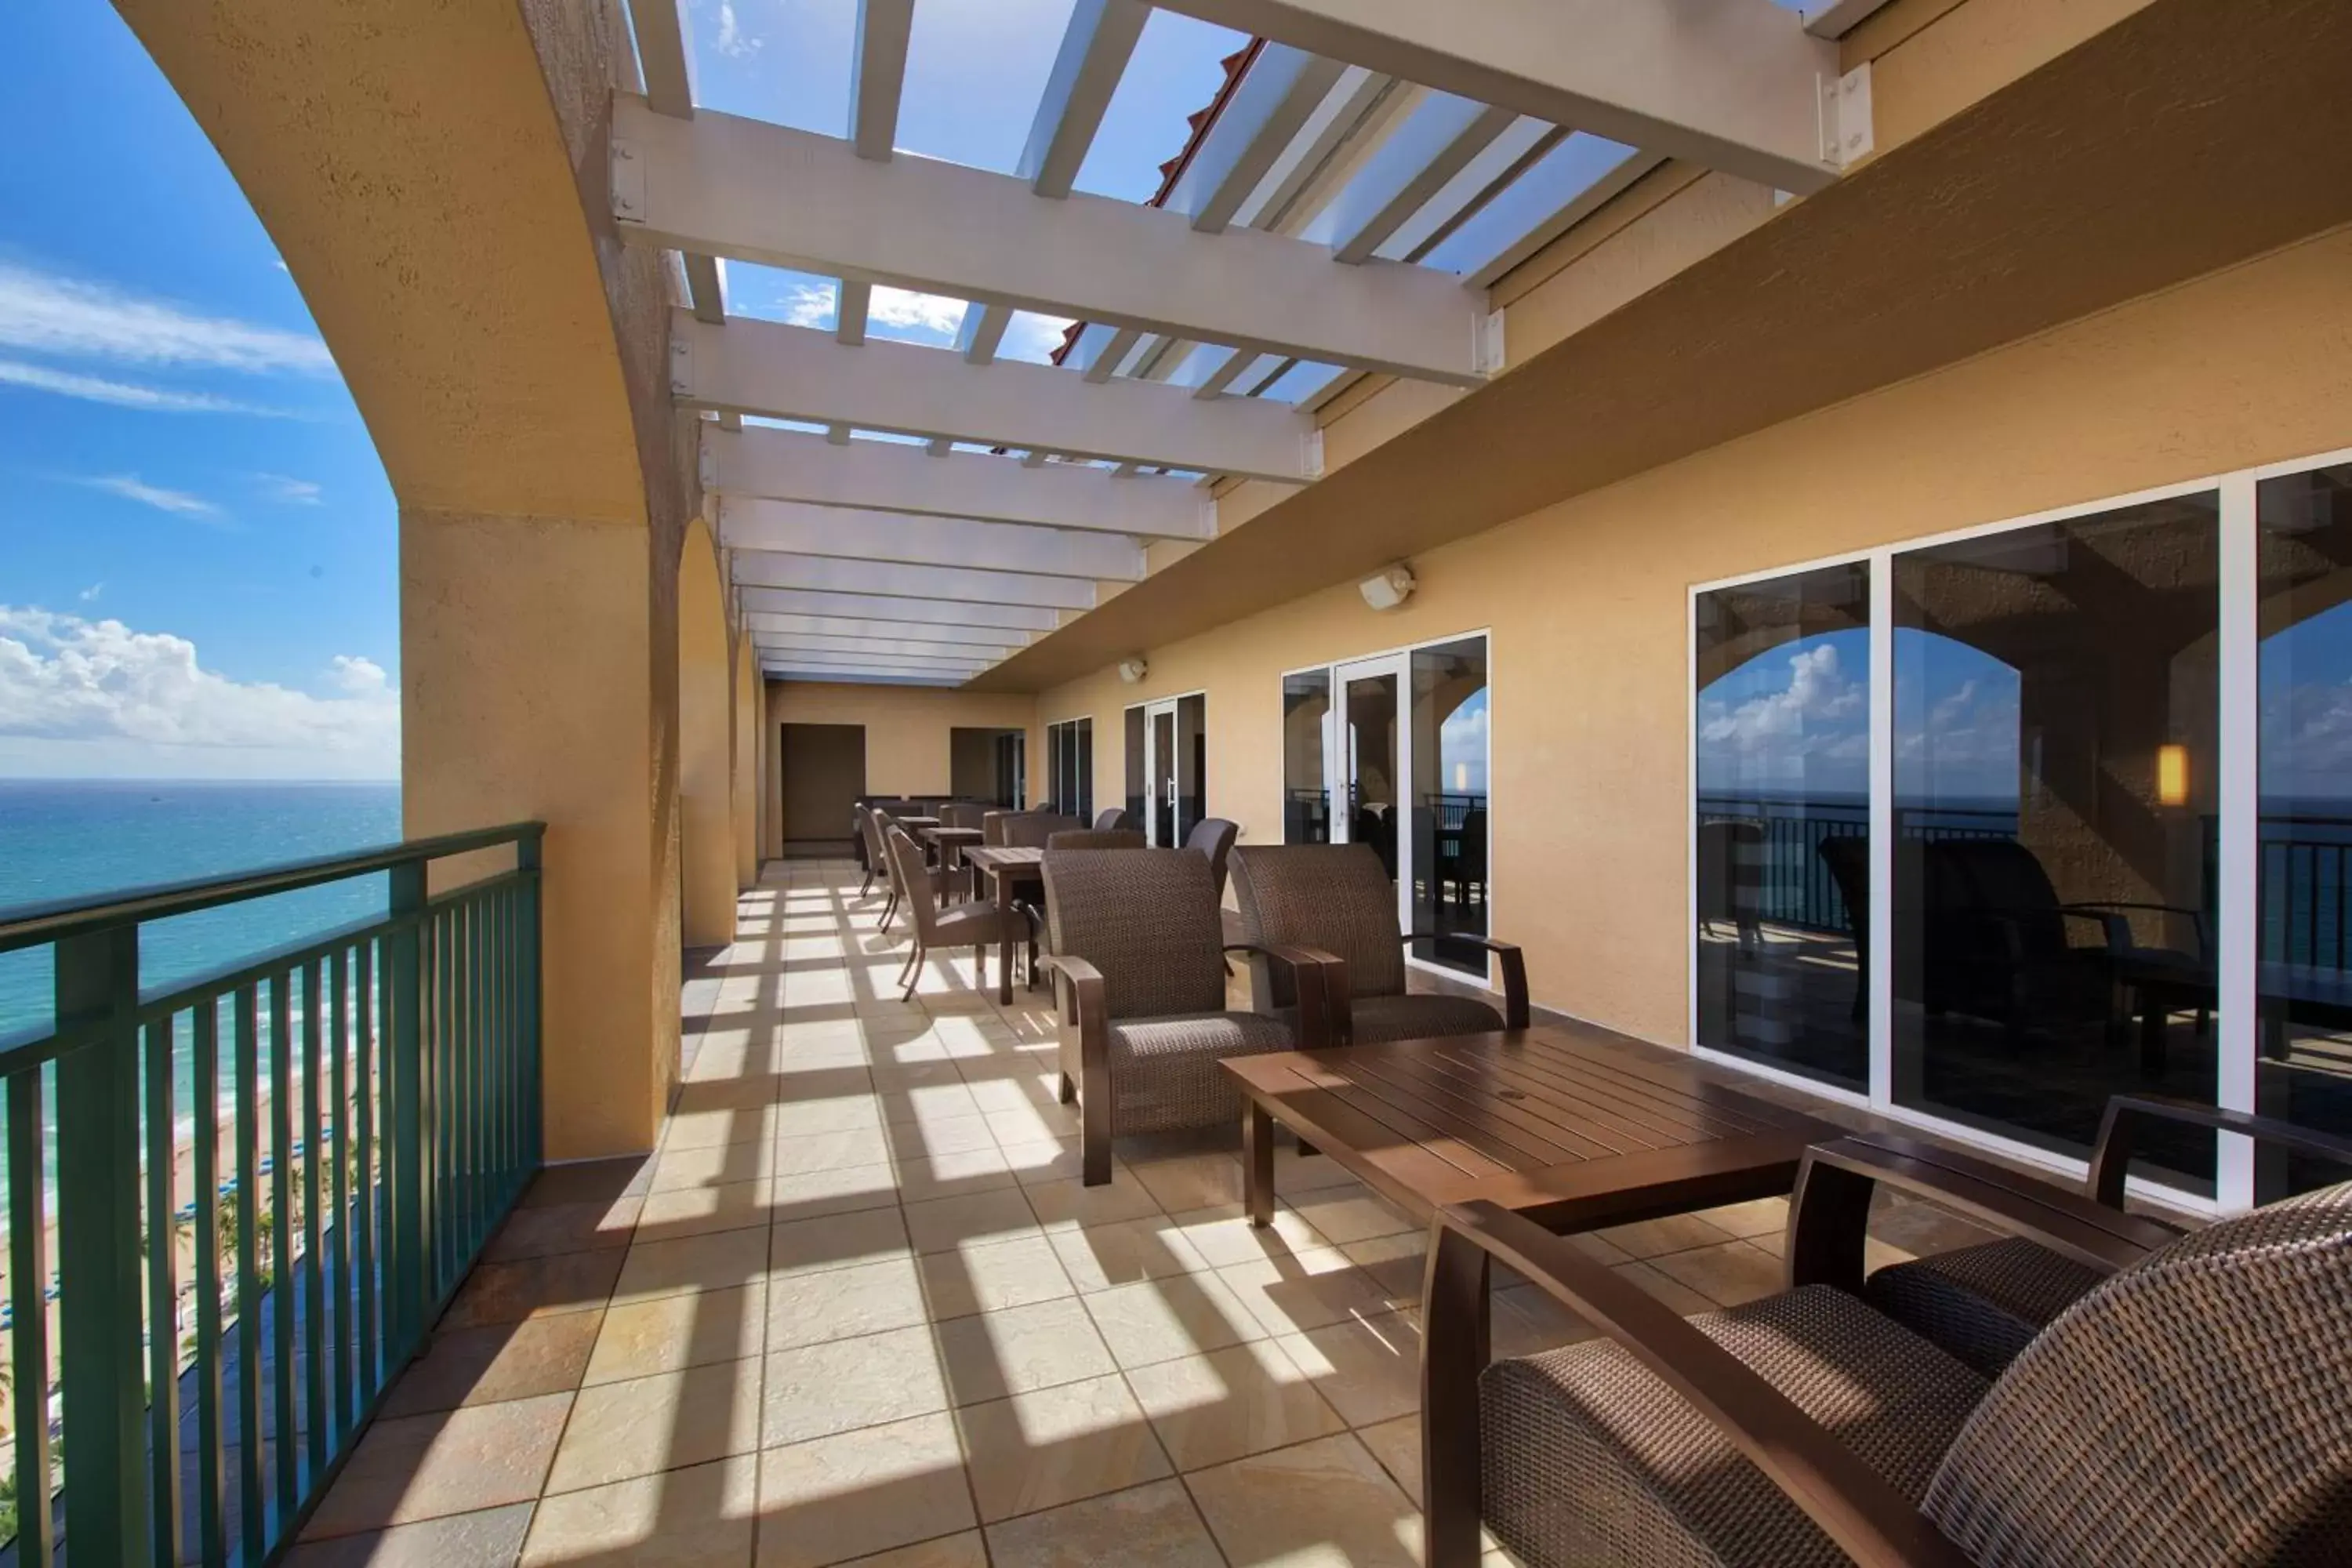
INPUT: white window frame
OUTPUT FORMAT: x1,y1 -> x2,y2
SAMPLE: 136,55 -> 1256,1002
1120,688 -> 1210,846
1686,441 -> 2352,1215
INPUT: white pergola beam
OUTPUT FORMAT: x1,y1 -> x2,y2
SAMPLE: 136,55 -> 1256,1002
753,639 -> 990,671
682,253 -> 727,323
732,550 -> 1098,611
1149,0 -> 1842,194
1022,0 -> 1152,198
765,666 -> 974,686
672,311 -> 1319,481
703,425 -> 1214,540
745,612 -> 1031,653
615,97 -> 1490,386
1335,101 -> 1519,264
1169,44 -> 1348,234
626,0 -> 694,116
740,585 -> 1061,630
850,0 -> 916,160
720,497 -> 1145,582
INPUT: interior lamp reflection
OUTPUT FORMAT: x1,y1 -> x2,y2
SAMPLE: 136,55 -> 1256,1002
2157,743 -> 2190,807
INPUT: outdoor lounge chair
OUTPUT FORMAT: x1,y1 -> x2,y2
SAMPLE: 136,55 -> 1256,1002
1094,807 -> 1139,832
1039,845 -> 1344,1185
1185,815 -> 1239,901
1047,829 -> 1145,850
1228,842 -> 1528,1046
1864,1093 -> 2352,1374
884,825 -> 1021,1001
1422,1127 -> 2352,1567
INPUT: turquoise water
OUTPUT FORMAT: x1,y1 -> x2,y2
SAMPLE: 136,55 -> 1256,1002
0,779 -> 403,1043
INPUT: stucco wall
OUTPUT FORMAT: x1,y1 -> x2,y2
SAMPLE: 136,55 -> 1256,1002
768,683 -> 1042,803
1037,222 -> 2352,1048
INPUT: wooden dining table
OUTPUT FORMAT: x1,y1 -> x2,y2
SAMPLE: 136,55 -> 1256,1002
962,845 -> 1044,1004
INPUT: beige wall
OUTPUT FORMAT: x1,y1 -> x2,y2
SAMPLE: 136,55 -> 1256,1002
678,518 -> 737,946
732,633 -> 760,887
769,682 -> 1040,800
1039,223 -> 2352,1048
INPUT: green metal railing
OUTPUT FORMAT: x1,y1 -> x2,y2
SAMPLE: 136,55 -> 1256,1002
0,823 -> 544,1566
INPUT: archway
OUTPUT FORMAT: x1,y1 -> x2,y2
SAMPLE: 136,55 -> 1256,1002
680,516 -> 737,946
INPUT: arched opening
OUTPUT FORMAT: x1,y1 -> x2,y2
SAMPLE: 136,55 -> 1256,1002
679,515 -> 736,947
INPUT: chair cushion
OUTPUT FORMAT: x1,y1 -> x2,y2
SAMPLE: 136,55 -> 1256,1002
1348,991 -> 1505,1045
1927,1181 -> 2352,1566
1864,1236 -> 2112,1377
1481,1284 -> 1986,1568
1105,1010 -> 1295,1136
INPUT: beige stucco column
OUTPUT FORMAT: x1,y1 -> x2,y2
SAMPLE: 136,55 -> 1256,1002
118,0 -> 693,1160
733,633 -> 760,887
679,519 -> 738,946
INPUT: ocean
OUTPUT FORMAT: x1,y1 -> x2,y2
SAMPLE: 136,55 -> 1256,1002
0,779 -> 403,1043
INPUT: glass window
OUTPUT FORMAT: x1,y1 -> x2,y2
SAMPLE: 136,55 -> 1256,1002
1046,718 -> 1093,819
1892,495 -> 2220,1192
2256,463 -> 2352,1199
1177,693 -> 1207,844
1283,670 -> 1331,844
1694,564 -> 1871,1090
1410,637 -> 1490,974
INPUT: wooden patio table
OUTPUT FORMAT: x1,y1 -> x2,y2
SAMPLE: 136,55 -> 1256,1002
964,845 -> 1044,1004
1221,1022 -> 1842,1234
920,824 -> 986,896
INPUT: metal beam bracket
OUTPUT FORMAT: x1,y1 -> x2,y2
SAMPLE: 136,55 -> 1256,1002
1822,63 -> 1874,169
610,137 -> 646,223
1474,310 -> 1506,378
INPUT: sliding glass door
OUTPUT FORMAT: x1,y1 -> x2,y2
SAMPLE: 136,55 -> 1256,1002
1125,694 -> 1207,846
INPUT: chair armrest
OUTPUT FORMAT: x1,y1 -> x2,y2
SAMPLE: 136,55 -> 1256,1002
2090,1093 -> 2352,1207
1786,1134 -> 2173,1296
1225,942 -> 1347,1048
2060,900 -> 2210,956
1423,1201 -> 1974,1568
1404,933 -> 1529,1029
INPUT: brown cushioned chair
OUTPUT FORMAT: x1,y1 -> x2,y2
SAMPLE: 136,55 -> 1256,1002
1185,816 -> 1240,902
884,826 -> 1022,1001
868,812 -> 946,933
1040,847 -> 1344,1185
1229,842 -> 1528,1046
1094,808 -> 1139,832
1423,1127 -> 2352,1568
1048,829 -> 1145,850
1861,1094 -> 2352,1375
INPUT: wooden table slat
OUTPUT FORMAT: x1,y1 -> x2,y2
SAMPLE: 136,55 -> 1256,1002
1519,1033 -> 1828,1134
1253,1074 -> 1505,1203
1334,1051 -> 1606,1167
1443,1037 -> 1788,1146
1272,1058 -> 1521,1178
1387,1045 -> 1668,1159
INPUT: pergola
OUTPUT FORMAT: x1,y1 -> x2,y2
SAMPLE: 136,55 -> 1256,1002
619,0 -> 1885,685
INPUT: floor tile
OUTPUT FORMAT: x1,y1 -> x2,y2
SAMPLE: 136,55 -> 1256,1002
1216,1250 -> 1399,1337
612,1226 -> 775,1306
771,1207 -> 915,1276
1592,1211 -> 1736,1259
755,1413 -> 978,1568
1280,1189 -> 1417,1247
1273,1310 -> 1424,1428
955,1374 -> 1173,1523
556,1350 -> 762,1484
770,1161 -> 903,1221
650,1138 -> 777,1196
984,1478 -> 1223,1567
1047,1215 -> 1207,1293
1128,1153 -> 1243,1214
1124,1340 -> 1349,1472
283,1501 -> 537,1567
585,1281 -> 768,1385
303,1393 -> 572,1539
1185,1432 -> 1421,1567
1081,1272 -> 1265,1370
521,1453 -> 758,1566
902,1187 -> 1044,1254
932,1295 -> 1116,1404
482,1195 -> 642,1262
521,1156 -> 652,1210
1168,1203 -> 1330,1269
381,1312 -> 604,1417
772,1125 -> 895,1175
1611,1258 -> 1718,1316
883,1113 -> 1000,1157
1022,1171 -> 1164,1230
891,1146 -> 1018,1203
767,1256 -> 931,1350
764,1325 -> 950,1446
1647,1239 -> 1784,1308
915,1233 -> 1076,1320
637,1178 -> 775,1241
835,1534 -> 988,1567
441,1250 -> 624,1329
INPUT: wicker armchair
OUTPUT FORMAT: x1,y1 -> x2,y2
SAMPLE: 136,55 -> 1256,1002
1862,1094 -> 2352,1374
1048,829 -> 1145,850
1094,808 -> 1139,832
1039,847 -> 1344,1185
1184,816 -> 1239,901
1000,811 -> 1085,849
1228,842 -> 1528,1046
1424,1131 -> 2352,1567
866,811 -> 945,933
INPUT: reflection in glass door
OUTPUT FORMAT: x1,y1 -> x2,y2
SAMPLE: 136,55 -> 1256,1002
1134,694 -> 1207,846
1335,658 -> 1404,884
1283,669 -> 1333,842
1411,638 -> 1491,975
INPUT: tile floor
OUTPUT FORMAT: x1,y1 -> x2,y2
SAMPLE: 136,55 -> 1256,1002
289,858 -> 1990,1567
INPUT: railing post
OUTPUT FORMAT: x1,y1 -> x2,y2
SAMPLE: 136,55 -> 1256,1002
53,921 -> 151,1563
518,832 -> 543,1167
385,862 -> 428,1360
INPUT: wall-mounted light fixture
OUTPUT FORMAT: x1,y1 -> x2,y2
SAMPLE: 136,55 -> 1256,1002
1116,657 -> 1149,684
1359,563 -> 1416,612
2156,743 -> 2190,807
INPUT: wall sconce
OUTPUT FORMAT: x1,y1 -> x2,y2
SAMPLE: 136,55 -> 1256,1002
1359,563 -> 1416,612
2156,743 -> 2190,807
1454,762 -> 1469,792
1116,657 -> 1148,684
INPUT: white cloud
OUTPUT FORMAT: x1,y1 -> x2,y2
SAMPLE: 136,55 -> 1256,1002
0,261 -> 334,376
1000,310 -> 1078,365
866,287 -> 967,340
0,358 -> 299,416
256,473 -> 322,505
85,474 -> 221,519
0,608 -> 397,780
782,283 -> 835,330
713,0 -> 762,57
1700,641 -> 1864,751
78,583 -> 102,603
